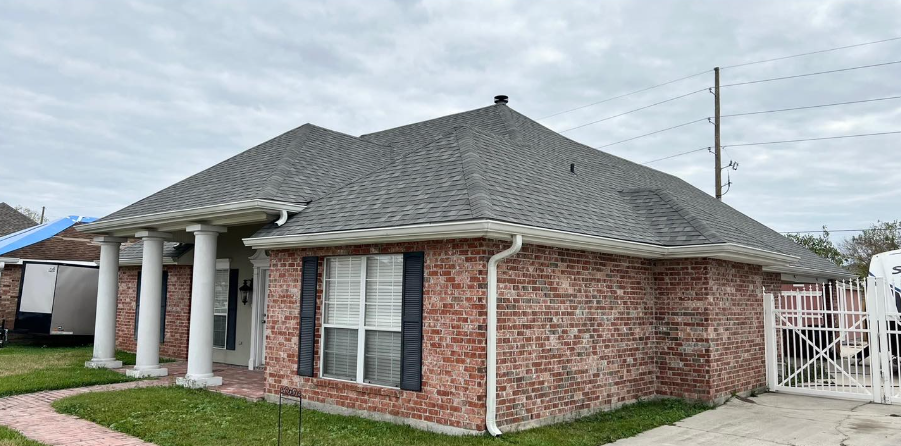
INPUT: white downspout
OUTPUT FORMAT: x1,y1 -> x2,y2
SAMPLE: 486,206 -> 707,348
486,234 -> 522,437
275,209 -> 289,226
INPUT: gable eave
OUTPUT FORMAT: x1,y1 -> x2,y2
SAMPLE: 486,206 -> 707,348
79,199 -> 305,236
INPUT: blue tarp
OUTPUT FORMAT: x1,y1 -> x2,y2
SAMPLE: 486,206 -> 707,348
0,215 -> 98,257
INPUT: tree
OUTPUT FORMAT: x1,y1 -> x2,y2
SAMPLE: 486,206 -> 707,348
840,220 -> 901,278
786,226 -> 845,267
14,205 -> 46,224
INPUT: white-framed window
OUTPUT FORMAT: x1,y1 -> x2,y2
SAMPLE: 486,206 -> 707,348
213,268 -> 230,349
321,254 -> 403,387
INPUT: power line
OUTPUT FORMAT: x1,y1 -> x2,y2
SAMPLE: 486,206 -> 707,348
721,60 -> 901,88
594,118 -> 708,149
557,88 -> 708,133
725,130 -> 901,148
641,146 -> 711,165
539,36 -> 901,122
721,36 -> 901,69
537,69 -> 711,120
721,95 -> 901,118
781,228 -> 897,233
592,95 -> 901,150
642,130 -> 900,165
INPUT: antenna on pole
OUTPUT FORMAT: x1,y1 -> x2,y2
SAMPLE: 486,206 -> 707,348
713,67 -> 722,200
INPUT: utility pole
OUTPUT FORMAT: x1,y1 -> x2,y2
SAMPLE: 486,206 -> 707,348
714,67 -> 722,200
40,206 -> 45,224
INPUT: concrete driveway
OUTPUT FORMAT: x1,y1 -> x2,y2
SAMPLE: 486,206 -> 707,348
612,393 -> 901,446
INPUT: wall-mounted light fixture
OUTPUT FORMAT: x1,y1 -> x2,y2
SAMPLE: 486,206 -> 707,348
240,279 -> 253,306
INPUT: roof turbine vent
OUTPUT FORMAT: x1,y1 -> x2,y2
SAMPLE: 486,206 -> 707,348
494,95 -> 509,104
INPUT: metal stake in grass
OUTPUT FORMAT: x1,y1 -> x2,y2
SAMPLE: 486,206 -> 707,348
278,386 -> 302,446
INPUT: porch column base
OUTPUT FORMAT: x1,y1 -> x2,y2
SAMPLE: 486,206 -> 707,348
126,366 -> 168,378
84,359 -> 123,369
177,374 -> 223,388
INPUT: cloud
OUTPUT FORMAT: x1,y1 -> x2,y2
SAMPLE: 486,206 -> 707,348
0,0 -> 899,247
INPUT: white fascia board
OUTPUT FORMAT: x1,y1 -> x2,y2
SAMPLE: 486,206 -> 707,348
78,200 -> 306,234
243,219 -> 800,267
763,264 -> 856,280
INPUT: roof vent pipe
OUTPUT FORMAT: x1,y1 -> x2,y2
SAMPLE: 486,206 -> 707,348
494,95 -> 509,104
486,234 -> 522,436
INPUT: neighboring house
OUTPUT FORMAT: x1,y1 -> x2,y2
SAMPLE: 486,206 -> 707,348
0,216 -> 99,331
79,96 -> 852,435
0,203 -> 37,237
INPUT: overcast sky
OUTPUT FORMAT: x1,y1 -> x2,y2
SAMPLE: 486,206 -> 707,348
1,0 -> 899,242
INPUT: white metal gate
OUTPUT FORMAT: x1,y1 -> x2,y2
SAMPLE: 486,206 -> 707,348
765,277 -> 901,403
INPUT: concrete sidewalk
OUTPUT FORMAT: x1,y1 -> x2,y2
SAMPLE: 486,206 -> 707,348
613,393 -> 901,446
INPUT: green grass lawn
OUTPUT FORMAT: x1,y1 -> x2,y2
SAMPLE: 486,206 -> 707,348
53,386 -> 707,446
0,345 -> 145,397
0,425 -> 47,446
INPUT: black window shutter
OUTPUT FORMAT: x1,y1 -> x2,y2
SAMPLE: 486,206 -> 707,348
134,272 -> 141,341
400,251 -> 425,391
298,256 -> 319,376
159,271 -> 169,343
226,269 -> 239,350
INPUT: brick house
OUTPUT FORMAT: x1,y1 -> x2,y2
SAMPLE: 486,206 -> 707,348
79,96 -> 851,435
0,214 -> 100,330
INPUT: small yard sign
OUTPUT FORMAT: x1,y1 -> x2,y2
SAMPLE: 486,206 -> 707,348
277,386 -> 302,446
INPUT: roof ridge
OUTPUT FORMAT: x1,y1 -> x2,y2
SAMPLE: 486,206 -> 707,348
653,189 -> 724,244
258,124 -> 398,203
453,126 -> 494,219
257,124 -> 314,202
298,126 -> 467,210
492,104 -> 523,144
359,104 -> 498,142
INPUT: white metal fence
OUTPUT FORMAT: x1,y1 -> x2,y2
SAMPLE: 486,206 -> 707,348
765,278 -> 901,403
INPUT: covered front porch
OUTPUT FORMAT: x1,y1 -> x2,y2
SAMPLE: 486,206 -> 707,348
112,361 -> 267,401
78,202 -> 288,389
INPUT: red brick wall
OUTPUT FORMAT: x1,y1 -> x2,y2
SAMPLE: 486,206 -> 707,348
116,265 -> 192,359
653,259 -> 714,399
654,259 -> 767,401
492,242 -> 658,428
262,239 -> 775,432
708,260 -> 766,399
0,265 -> 22,329
265,239 -> 490,432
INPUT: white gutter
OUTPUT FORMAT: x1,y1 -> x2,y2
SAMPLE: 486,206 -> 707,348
77,199 -> 306,234
762,263 -> 855,280
486,234 -> 522,436
244,219 -> 809,270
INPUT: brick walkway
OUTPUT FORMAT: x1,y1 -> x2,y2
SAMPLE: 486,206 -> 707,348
0,380 -> 166,446
152,361 -> 266,401
0,363 -> 266,445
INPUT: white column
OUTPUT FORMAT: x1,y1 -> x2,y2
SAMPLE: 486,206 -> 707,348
85,236 -> 127,369
177,224 -> 226,388
126,231 -> 171,378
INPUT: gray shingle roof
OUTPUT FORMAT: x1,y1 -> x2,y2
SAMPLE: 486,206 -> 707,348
252,104 -> 847,277
0,203 -> 37,237
95,99 -> 847,277
120,240 -> 192,263
99,124 -> 393,222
